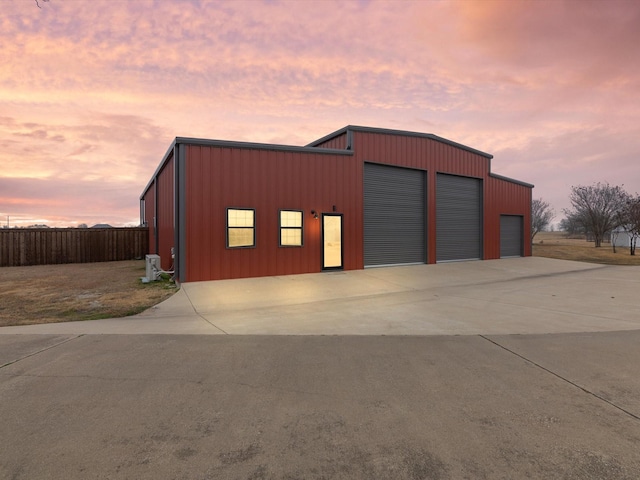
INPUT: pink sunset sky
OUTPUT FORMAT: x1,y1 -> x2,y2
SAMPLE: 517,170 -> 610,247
2,0 -> 639,228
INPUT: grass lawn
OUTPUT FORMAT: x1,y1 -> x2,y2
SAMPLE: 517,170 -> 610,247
533,231 -> 640,266
0,260 -> 177,327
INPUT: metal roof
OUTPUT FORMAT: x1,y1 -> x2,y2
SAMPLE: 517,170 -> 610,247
307,125 -> 494,159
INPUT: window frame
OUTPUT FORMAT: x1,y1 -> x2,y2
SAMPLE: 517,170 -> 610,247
226,207 -> 256,248
279,209 -> 304,247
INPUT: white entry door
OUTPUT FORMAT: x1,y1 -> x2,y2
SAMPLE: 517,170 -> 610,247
322,214 -> 343,270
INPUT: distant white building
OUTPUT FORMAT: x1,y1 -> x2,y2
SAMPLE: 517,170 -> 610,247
611,227 -> 637,248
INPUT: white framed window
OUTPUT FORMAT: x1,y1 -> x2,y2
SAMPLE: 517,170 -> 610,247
227,208 -> 255,248
279,210 -> 303,247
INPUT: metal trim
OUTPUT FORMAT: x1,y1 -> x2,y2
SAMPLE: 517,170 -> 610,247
153,176 -> 159,255
490,172 -> 535,188
176,144 -> 187,281
140,138 -> 177,199
175,137 -> 353,156
306,126 -> 349,147
350,125 -> 493,158
308,125 -> 493,159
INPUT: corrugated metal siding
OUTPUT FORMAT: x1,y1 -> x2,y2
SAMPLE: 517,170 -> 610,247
352,131 -> 531,262
484,176 -> 532,259
312,132 -> 347,150
363,163 -> 426,266
156,154 -> 174,271
151,128 -> 532,282
351,131 -> 494,264
143,182 -> 156,254
353,132 -> 489,176
184,145 -> 359,281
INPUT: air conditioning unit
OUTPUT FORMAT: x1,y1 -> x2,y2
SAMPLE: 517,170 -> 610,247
144,254 -> 161,282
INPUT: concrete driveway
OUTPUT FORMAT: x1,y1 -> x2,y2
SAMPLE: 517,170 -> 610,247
1,257 -> 639,335
2,258 -> 640,479
2,332 -> 640,479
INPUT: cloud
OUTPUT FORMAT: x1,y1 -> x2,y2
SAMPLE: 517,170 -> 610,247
0,176 -> 142,227
1,0 -> 640,227
452,1 -> 640,75
491,124 -> 640,221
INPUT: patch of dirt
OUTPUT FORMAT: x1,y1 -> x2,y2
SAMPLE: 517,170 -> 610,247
0,260 -> 177,327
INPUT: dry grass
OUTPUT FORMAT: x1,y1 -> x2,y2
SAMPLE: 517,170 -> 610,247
533,231 -> 640,266
0,260 -> 177,327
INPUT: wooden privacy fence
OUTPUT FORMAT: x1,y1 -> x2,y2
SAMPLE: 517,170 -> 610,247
0,228 -> 149,267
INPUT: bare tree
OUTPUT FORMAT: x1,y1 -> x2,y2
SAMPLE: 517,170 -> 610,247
630,198 -> 640,255
616,195 -> 640,255
531,198 -> 555,241
563,182 -> 628,247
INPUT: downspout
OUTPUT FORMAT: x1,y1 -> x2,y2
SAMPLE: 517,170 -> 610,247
174,142 -> 187,283
154,175 -> 159,255
173,142 -> 179,283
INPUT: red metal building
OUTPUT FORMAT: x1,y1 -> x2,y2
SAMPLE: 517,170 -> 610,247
140,126 -> 533,283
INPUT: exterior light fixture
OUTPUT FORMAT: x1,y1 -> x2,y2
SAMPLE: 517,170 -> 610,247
311,210 -> 319,219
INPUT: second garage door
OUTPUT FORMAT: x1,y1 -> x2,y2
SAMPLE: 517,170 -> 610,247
364,163 -> 426,267
436,173 -> 483,262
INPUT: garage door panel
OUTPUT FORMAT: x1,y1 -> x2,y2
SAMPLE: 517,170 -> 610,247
500,215 -> 523,257
436,174 -> 482,262
364,163 -> 426,267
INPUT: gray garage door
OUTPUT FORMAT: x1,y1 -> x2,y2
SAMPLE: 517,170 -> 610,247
500,215 -> 523,258
364,163 -> 426,267
436,174 -> 482,262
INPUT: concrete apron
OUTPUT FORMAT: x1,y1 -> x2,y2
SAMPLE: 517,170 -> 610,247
1,257 -> 639,336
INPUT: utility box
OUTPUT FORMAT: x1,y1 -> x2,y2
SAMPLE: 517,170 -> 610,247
145,254 -> 161,282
